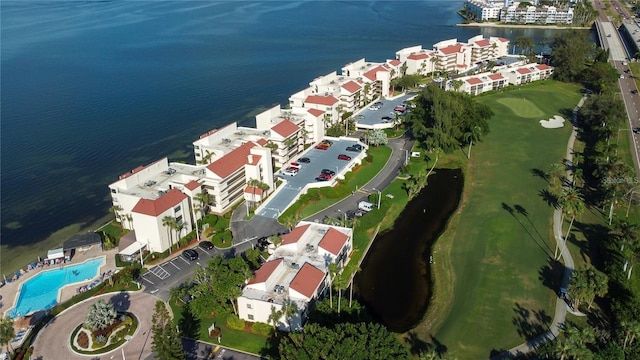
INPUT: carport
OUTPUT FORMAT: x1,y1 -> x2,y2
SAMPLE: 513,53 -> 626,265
118,231 -> 147,263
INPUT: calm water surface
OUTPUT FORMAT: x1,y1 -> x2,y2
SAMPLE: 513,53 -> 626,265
1,0 -> 571,273
355,169 -> 463,332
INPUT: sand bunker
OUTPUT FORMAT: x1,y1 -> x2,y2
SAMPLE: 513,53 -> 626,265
540,115 -> 565,129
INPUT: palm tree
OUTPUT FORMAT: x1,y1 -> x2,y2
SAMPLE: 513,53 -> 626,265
621,320 -> 640,350
611,218 -> 639,279
281,297 -> 299,330
425,147 -> 442,179
464,126 -> 483,159
547,162 -> 564,187
172,220 -> 184,249
267,305 -> 283,335
328,263 -> 338,309
84,300 -> 118,331
556,187 -> 585,260
109,205 -> 123,223
0,316 -> 15,356
333,274 -> 349,314
162,216 -> 176,254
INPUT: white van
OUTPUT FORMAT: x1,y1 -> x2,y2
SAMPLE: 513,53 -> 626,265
358,201 -> 375,212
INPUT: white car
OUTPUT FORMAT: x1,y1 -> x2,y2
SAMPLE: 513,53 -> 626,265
282,167 -> 299,176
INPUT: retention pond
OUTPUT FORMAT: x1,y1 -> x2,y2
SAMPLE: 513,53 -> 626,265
355,168 -> 463,332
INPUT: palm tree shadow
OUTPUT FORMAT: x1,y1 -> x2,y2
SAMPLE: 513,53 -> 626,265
514,204 -> 552,254
511,302 -> 553,341
538,257 -> 564,293
538,189 -> 559,208
501,202 -> 551,257
530,168 -> 550,184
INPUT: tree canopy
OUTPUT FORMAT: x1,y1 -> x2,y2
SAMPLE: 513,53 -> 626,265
550,30 -> 595,82
151,300 -> 185,360
406,84 -> 492,153
189,254 -> 251,318
84,300 -> 118,331
278,322 -> 409,360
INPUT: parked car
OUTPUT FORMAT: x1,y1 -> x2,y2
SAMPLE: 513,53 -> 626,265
346,145 -> 361,152
321,139 -> 333,146
338,154 -> 351,161
394,106 -> 406,113
381,116 -> 393,123
283,167 -> 299,176
182,249 -> 199,261
633,127 -> 640,134
198,241 -> 214,250
321,169 -> 336,176
315,144 -> 329,150
315,174 -> 331,181
297,157 -> 311,163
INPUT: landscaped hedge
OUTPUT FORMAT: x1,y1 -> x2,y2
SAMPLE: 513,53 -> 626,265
250,322 -> 273,337
226,314 -> 245,330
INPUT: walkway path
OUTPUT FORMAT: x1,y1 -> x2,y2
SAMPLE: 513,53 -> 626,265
492,96 -> 586,359
31,291 -> 157,360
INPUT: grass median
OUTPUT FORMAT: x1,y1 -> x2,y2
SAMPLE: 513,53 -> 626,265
415,81 -> 583,358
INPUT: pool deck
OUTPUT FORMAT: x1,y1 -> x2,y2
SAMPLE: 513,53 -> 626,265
0,246 -> 118,354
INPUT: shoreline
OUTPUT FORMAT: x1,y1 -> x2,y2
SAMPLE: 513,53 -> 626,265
457,22 -> 591,30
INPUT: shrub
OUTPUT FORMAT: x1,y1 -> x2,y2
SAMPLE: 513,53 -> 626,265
94,334 -> 106,345
251,322 -> 273,336
226,314 -> 245,330
77,331 -> 89,348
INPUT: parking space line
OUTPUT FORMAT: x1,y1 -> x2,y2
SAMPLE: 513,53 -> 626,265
199,248 -> 210,255
170,261 -> 181,270
142,276 -> 155,285
179,257 -> 190,265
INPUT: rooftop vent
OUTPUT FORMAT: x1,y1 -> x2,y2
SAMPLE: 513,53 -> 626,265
222,138 -> 231,144
144,180 -> 157,187
291,263 -> 300,270
305,244 -> 315,252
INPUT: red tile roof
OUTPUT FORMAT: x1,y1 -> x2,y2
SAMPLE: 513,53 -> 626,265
271,119 -> 299,138
488,73 -> 504,80
206,141 -> 256,178
289,263 -> 325,299
407,53 -> 429,60
364,65 -> 388,81
247,154 -> 261,165
466,77 -> 483,85
388,59 -> 401,66
498,37 -> 509,42
257,138 -> 268,146
305,95 -> 339,106
440,44 -> 462,55
318,228 -> 349,255
307,108 -> 325,117
249,258 -> 282,285
475,39 -> 490,47
280,224 -> 310,246
536,64 -> 551,70
184,180 -> 201,191
342,81 -> 361,94
244,186 -> 264,195
516,68 -> 531,74
132,188 -> 187,217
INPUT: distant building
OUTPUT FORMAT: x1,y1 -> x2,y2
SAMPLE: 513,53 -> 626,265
445,61 -> 554,94
463,0 -> 573,24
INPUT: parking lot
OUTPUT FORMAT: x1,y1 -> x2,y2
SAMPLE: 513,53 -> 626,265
354,93 -> 416,127
141,244 -> 220,300
255,137 -> 365,218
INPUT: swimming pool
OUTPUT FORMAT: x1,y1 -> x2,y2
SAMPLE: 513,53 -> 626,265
7,257 -> 105,318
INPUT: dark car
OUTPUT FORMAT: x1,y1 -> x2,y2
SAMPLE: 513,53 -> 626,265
633,127 -> 640,134
198,241 -> 214,250
346,145 -> 361,152
182,249 -> 199,261
297,157 -> 311,163
381,116 -> 393,123
321,139 -> 333,146
321,169 -> 336,176
338,154 -> 351,161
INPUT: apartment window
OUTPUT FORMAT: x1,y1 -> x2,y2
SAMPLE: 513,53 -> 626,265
176,215 -> 183,224
194,145 -> 200,150
174,205 -> 181,212
247,303 -> 252,309
248,314 -> 254,320
111,189 -> 117,194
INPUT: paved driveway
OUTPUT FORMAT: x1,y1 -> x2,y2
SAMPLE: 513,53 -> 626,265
31,291 -> 158,360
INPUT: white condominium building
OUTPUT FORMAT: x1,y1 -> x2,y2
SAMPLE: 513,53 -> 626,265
237,221 -> 353,331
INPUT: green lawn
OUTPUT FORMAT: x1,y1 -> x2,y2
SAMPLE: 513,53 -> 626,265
424,81 -> 583,358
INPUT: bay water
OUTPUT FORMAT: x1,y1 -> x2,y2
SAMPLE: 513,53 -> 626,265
1,0 -> 567,274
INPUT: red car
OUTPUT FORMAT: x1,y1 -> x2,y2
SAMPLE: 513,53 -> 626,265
338,154 -> 351,161
315,144 -> 329,150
